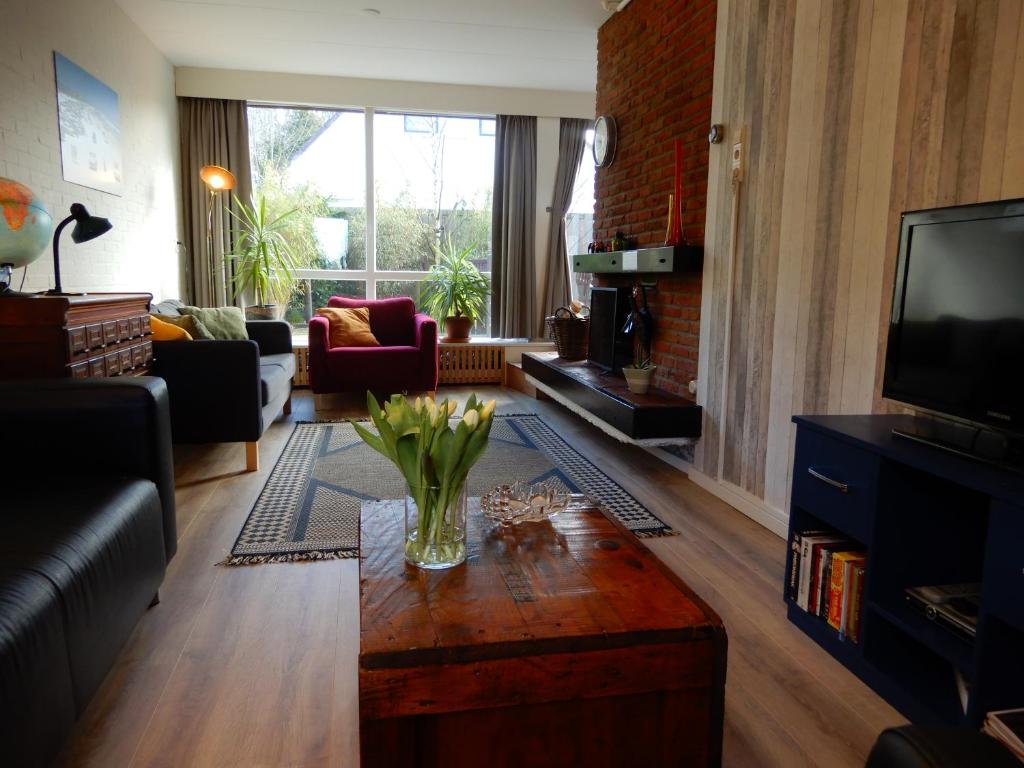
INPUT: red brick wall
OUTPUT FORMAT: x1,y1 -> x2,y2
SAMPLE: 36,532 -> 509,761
594,0 -> 716,395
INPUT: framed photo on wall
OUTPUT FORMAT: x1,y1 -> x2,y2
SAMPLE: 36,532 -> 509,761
53,52 -> 123,196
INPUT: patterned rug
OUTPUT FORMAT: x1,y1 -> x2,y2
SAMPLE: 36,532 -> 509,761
221,414 -> 676,565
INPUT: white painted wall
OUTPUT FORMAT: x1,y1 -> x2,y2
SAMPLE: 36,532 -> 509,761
0,0 -> 181,298
175,67 -> 595,121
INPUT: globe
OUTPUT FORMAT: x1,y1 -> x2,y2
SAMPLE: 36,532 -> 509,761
0,177 -> 53,270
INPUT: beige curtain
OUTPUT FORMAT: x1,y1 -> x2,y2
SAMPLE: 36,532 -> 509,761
490,115 -> 537,339
540,118 -> 590,335
178,97 -> 252,307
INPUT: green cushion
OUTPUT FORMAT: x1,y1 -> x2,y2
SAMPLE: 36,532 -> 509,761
179,306 -> 249,341
152,313 -> 214,340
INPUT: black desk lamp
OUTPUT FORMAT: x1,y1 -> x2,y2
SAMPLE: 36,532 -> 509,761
47,203 -> 112,295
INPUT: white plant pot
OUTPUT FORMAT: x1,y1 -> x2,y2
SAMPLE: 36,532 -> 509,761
622,365 -> 657,394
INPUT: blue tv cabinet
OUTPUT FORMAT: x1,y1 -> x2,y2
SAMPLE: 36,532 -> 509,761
787,414 -> 1024,726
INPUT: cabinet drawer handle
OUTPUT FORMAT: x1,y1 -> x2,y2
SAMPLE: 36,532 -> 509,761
808,467 -> 849,493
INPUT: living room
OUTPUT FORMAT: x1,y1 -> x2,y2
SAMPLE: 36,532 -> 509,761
2,0 -> 1023,766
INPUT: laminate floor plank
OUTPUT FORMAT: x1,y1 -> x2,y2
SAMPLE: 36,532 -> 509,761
61,387 -> 903,768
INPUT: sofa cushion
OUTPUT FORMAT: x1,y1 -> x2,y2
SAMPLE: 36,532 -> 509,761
150,314 -> 193,341
325,345 -> 424,392
153,313 -> 214,340
0,478 -> 167,710
328,296 -> 415,346
0,567 -> 77,768
180,306 -> 249,341
260,358 -> 293,406
151,298 -> 185,316
261,352 -> 297,378
316,306 -> 381,348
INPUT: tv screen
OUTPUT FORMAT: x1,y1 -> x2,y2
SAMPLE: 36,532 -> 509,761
883,198 -> 1024,435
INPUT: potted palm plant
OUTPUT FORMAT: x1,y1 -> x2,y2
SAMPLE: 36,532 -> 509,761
226,195 -> 301,320
420,237 -> 490,343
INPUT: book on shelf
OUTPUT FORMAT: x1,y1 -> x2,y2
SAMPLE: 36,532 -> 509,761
796,533 -> 850,611
827,551 -> 867,628
789,528 -> 866,642
983,708 -> 1024,762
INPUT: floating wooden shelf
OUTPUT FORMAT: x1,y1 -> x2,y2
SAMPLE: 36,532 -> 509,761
522,351 -> 702,441
572,244 -> 703,275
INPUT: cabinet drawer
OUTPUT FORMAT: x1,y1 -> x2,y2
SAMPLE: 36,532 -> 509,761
102,321 -> 118,345
86,323 -> 104,349
89,356 -> 106,377
131,343 -> 145,368
117,318 -> 131,340
67,326 -> 88,355
792,428 -> 878,542
129,316 -> 143,337
984,502 -> 1024,632
142,340 -> 153,363
69,361 -> 89,379
119,348 -> 133,372
105,351 -> 122,376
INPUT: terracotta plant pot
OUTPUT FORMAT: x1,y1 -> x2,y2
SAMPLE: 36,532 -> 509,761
443,315 -> 473,343
245,304 -> 283,321
622,365 -> 657,395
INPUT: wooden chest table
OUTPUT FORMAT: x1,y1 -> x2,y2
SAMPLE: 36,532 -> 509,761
359,499 -> 727,767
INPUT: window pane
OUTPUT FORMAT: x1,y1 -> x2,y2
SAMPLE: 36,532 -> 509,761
285,279 -> 366,328
374,112 -> 494,274
248,106 -> 367,272
376,279 -> 423,303
566,129 -> 596,302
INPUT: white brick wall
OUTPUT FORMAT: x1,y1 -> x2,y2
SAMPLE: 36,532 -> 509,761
0,0 -> 181,299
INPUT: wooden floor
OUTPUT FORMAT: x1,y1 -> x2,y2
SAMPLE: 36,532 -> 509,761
58,386 -> 903,768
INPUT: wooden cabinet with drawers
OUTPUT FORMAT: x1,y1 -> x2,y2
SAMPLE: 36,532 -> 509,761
0,293 -> 155,380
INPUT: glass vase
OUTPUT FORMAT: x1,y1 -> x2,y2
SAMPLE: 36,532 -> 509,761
404,482 -> 468,569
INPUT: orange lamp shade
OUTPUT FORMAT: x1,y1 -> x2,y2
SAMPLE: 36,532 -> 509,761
199,165 -> 236,191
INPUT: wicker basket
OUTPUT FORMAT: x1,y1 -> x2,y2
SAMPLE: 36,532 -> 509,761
546,307 -> 589,361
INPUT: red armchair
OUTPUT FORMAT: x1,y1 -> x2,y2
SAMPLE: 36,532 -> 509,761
308,296 -> 438,402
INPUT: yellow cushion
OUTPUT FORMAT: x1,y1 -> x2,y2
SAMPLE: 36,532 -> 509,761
316,307 -> 380,348
150,314 -> 193,341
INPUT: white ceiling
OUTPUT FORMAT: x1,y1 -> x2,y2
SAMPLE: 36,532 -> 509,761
115,0 -> 611,92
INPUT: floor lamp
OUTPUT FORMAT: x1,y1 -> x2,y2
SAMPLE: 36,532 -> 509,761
199,164 -> 236,304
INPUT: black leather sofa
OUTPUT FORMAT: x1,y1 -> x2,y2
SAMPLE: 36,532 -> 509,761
867,726 -> 1020,767
0,378 -> 175,768
150,301 -> 294,472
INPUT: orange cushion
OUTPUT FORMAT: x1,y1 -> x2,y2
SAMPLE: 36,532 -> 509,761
149,314 -> 193,341
316,307 -> 380,348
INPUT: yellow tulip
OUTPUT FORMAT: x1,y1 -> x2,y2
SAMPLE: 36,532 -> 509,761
462,409 -> 480,431
480,400 -> 496,419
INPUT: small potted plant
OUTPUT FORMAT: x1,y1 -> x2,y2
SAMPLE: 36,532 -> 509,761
622,343 -> 657,395
420,237 -> 490,342
226,195 -> 301,320
621,284 -> 656,394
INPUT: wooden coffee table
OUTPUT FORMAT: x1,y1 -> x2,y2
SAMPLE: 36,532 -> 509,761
358,498 -> 727,767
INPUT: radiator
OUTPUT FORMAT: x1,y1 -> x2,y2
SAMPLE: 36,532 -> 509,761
438,344 -> 505,385
293,345 -> 310,387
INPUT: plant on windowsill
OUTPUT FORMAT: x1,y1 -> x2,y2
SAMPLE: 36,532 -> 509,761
225,195 -> 301,320
420,237 -> 490,343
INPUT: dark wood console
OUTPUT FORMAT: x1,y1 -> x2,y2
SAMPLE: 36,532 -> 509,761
522,351 -> 701,440
787,414 -> 1024,726
0,293 -> 154,379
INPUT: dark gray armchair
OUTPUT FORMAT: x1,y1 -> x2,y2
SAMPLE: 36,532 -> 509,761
149,302 -> 294,471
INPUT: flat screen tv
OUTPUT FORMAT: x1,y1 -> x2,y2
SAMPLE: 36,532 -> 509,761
883,198 -> 1024,439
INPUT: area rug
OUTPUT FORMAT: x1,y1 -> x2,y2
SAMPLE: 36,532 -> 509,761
221,414 -> 676,565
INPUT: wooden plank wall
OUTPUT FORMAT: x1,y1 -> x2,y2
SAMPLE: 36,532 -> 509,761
695,0 -> 1024,526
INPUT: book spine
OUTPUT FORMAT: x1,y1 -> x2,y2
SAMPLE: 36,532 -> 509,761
827,554 -> 846,629
788,532 -> 802,601
810,546 -> 829,615
819,552 -> 833,619
838,559 -> 853,639
848,565 -> 866,643
798,536 -> 815,610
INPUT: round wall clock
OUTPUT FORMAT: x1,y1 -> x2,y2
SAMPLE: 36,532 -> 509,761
593,115 -> 617,168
